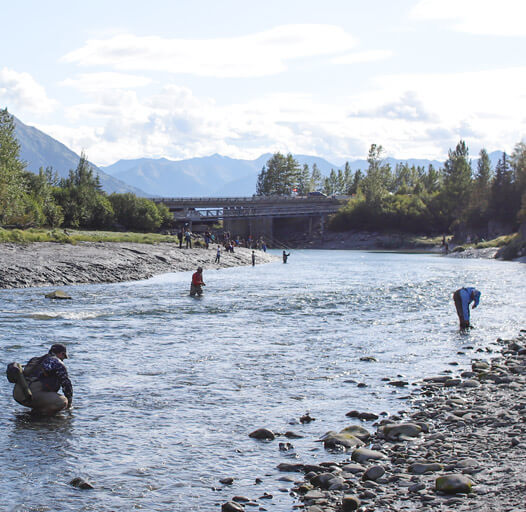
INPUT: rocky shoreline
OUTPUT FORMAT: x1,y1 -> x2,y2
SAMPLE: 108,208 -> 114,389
221,332 -> 526,512
0,242 -> 277,289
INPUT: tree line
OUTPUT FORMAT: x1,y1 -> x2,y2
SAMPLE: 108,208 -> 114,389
256,143 -> 526,237
0,108 -> 171,232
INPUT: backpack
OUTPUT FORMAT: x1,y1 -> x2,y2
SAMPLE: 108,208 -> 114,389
6,362 -> 23,383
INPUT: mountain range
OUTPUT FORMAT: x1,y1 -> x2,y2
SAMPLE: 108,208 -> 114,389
14,115 -> 505,198
14,117 -> 148,196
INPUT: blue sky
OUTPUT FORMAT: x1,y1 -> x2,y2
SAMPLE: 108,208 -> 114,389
1,0 -> 525,166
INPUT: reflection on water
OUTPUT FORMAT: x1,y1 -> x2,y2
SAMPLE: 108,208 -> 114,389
0,250 -> 524,511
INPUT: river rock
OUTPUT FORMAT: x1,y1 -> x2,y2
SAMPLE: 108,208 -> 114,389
341,495 -> 361,511
310,472 -> 340,489
362,465 -> 385,481
435,474 -> 473,494
379,422 -> 422,441
45,290 -> 72,299
221,501 -> 244,512
220,477 -> 234,485
249,428 -> 275,440
323,432 -> 364,450
340,425 -> 371,441
69,477 -> 94,489
409,462 -> 443,474
351,447 -> 387,463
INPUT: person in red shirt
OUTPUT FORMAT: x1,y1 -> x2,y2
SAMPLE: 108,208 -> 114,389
190,267 -> 205,296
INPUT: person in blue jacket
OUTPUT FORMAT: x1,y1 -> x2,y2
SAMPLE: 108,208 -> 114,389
453,287 -> 481,329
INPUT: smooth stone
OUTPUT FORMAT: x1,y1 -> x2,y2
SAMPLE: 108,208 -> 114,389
380,422 -> 422,441
351,447 -> 387,463
340,425 -> 371,441
435,474 -> 473,494
45,290 -> 72,300
220,477 -> 234,485
69,477 -> 94,489
360,356 -> 377,362
341,495 -> 361,511
310,472 -> 341,490
409,462 -> 443,475
461,379 -> 481,388
249,428 -> 275,440
362,465 -> 385,481
221,502 -> 244,512
341,463 -> 364,474
323,432 -> 364,450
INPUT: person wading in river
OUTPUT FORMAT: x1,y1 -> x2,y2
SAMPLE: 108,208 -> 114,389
190,267 -> 206,297
11,343 -> 73,415
453,287 -> 481,330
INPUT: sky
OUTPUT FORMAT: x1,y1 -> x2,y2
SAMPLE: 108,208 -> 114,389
1,0 -> 525,167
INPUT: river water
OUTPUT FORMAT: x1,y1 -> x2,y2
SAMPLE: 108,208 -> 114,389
0,250 -> 524,511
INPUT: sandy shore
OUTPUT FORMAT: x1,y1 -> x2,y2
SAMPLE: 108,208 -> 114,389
221,332 -> 526,512
0,242 -> 278,289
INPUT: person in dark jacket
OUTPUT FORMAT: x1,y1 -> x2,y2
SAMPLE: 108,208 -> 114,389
13,343 -> 73,415
282,250 -> 290,263
453,287 -> 481,329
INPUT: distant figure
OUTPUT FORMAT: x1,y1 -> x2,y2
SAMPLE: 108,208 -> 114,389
453,287 -> 481,330
262,241 -> 267,252
252,250 -> 256,266
215,245 -> 221,264
177,229 -> 183,249
282,250 -> 290,263
10,343 -> 73,415
185,230 -> 192,249
190,266 -> 205,297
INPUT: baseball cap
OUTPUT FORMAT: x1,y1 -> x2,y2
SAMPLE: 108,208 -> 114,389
49,343 -> 68,358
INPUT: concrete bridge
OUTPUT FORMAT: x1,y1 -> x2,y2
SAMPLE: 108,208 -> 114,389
153,195 -> 349,240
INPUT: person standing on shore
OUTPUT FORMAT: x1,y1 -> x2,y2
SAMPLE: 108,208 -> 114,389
11,343 -> 73,415
453,287 -> 481,329
177,229 -> 183,249
214,245 -> 221,264
251,250 -> 256,266
190,267 -> 205,296
282,250 -> 290,263
185,229 -> 192,249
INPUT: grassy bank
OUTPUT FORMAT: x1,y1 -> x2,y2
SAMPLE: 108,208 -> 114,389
0,227 -> 180,245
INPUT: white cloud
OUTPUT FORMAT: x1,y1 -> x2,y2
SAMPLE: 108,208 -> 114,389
331,50 -> 393,65
411,0 -> 526,37
0,67 -> 56,114
60,72 -> 152,93
61,24 -> 357,77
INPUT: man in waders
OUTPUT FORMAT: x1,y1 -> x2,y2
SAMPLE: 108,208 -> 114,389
190,267 -> 205,296
453,287 -> 481,330
11,343 -> 73,415
282,250 -> 290,263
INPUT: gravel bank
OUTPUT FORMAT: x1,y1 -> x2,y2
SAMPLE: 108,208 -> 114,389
222,332 -> 526,512
0,242 -> 278,289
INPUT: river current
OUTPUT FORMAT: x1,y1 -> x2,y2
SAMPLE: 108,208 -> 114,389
0,250 -> 524,511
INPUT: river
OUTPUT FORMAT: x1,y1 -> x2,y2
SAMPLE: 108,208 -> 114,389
0,250 -> 524,511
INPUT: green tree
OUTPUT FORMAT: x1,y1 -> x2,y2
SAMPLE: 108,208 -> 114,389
109,193 -> 163,231
297,164 -> 311,195
309,163 -> 323,192
55,152 -> 114,228
0,108 -> 31,225
490,153 -> 515,225
255,152 -> 301,196
440,140 -> 472,227
360,144 -> 392,207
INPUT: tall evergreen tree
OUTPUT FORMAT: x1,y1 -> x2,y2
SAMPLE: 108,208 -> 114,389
490,153 -> 515,225
309,163 -> 323,192
255,152 -> 301,196
440,140 -> 472,226
0,108 -> 29,225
